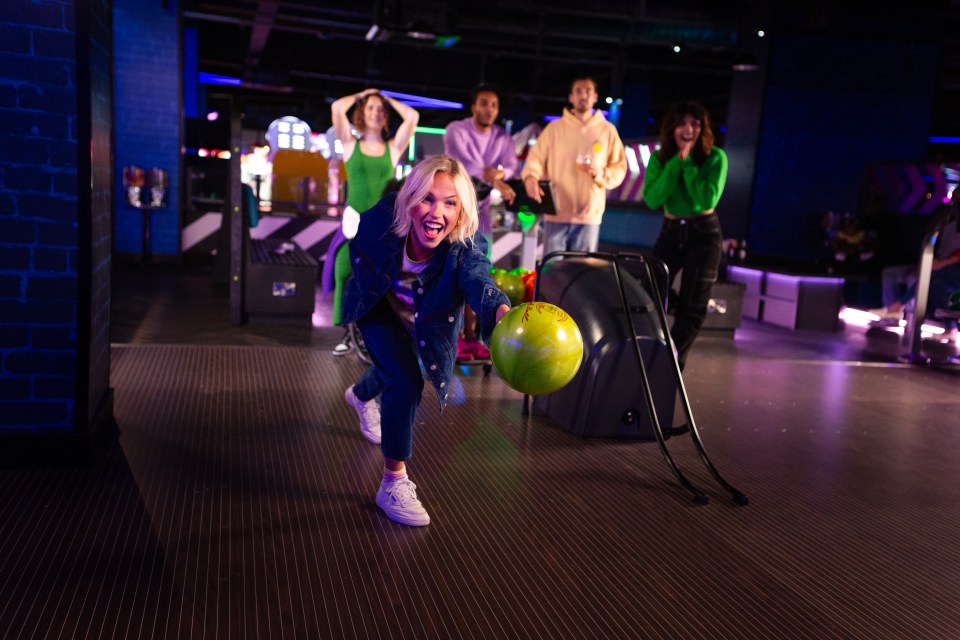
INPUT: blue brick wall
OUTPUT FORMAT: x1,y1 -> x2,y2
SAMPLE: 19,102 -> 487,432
0,0 -> 78,432
749,35 -> 939,263
113,0 -> 180,258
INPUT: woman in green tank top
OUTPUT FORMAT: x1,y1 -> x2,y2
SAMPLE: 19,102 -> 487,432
330,89 -> 419,354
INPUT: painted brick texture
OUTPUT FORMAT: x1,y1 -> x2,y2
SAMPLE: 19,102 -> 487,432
1,0 -> 112,435
0,0 -> 79,432
113,0 -> 180,258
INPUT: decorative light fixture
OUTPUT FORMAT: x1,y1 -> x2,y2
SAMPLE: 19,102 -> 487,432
380,90 -> 462,109
406,21 -> 436,40
198,72 -> 242,86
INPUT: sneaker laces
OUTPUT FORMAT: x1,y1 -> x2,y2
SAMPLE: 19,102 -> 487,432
360,400 -> 379,425
385,478 -> 420,506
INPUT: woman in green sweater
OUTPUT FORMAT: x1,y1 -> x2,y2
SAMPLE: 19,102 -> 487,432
643,101 -> 727,373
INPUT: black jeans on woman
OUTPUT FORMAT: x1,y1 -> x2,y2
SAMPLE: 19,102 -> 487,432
652,212 -> 723,370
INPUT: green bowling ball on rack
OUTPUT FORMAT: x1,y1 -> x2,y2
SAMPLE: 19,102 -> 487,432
493,270 -> 525,307
490,302 -> 584,395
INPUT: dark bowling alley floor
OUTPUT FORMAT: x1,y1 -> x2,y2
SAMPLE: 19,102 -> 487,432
3,261 -> 960,639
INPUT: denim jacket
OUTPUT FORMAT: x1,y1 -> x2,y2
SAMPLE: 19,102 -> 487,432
341,193 -> 510,410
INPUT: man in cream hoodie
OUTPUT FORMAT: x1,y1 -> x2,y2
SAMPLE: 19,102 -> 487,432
521,76 -> 627,254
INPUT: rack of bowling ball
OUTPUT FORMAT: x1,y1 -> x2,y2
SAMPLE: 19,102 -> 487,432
456,268 -> 537,376
487,252 -> 748,506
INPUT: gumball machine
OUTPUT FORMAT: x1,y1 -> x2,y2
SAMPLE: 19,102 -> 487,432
123,165 -> 144,208
123,165 -> 168,264
149,167 -> 168,208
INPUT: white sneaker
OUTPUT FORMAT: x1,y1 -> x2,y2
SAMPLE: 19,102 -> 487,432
868,307 -> 903,321
344,386 -> 381,444
376,477 -> 430,526
333,328 -> 353,356
333,333 -> 353,356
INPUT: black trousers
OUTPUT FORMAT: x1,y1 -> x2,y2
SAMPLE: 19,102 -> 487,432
652,213 -> 723,369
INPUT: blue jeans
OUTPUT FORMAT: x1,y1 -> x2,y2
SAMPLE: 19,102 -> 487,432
353,299 -> 425,461
881,263 -> 917,308
652,213 -> 723,369
928,263 -> 960,329
542,221 -> 600,255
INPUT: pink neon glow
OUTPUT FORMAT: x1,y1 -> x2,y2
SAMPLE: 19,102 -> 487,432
839,307 -> 948,338
838,306 -> 880,328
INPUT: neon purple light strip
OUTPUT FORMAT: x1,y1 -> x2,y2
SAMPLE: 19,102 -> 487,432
380,90 -> 462,109
198,72 -> 242,86
727,265 -> 844,285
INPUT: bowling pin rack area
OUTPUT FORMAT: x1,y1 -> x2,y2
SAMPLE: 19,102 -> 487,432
527,250 -> 749,506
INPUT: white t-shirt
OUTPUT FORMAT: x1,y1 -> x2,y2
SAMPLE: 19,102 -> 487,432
386,240 -> 430,334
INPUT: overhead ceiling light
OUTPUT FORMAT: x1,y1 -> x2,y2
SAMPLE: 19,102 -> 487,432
673,44 -> 681,53
365,24 -> 380,41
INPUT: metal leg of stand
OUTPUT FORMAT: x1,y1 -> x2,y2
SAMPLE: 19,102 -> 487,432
606,255 -> 710,505
901,229 -> 939,364
636,256 -> 749,505
141,206 -> 152,265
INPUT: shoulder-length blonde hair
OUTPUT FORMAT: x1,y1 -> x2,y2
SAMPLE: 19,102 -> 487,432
391,155 -> 479,245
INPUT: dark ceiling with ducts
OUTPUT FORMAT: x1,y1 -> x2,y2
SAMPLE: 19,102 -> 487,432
182,0 -> 960,145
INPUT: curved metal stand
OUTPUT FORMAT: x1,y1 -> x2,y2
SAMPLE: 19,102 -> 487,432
900,228 -> 939,365
529,250 -> 749,506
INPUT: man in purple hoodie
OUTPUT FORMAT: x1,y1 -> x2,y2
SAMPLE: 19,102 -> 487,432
444,83 -> 519,360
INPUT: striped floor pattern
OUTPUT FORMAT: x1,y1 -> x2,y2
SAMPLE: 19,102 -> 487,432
2,342 -> 960,638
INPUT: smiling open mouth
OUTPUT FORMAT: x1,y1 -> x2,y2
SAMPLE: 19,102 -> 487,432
423,221 -> 444,238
